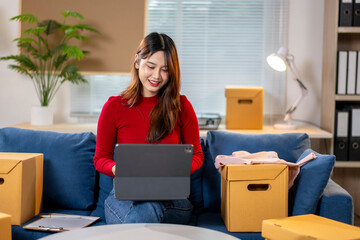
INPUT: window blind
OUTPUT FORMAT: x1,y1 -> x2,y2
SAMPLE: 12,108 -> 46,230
147,0 -> 289,116
70,0 -> 288,117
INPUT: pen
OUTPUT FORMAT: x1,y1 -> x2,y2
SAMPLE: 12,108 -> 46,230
40,214 -> 83,219
38,225 -> 63,231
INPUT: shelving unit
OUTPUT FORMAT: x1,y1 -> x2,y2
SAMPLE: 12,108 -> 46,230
322,0 -> 360,164
322,0 -> 360,226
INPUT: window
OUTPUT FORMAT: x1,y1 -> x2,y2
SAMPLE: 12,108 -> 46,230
147,0 -> 289,116
71,75 -> 131,116
71,0 -> 289,117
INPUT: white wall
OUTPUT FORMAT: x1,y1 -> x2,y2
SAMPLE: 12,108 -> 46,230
0,0 -> 325,128
287,0 -> 324,126
0,1 -> 72,127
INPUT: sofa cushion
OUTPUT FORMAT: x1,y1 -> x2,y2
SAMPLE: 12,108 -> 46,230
318,179 -> 353,225
91,172 -> 113,220
0,127 -> 96,210
289,149 -> 335,216
188,137 -> 205,214
203,131 -> 310,211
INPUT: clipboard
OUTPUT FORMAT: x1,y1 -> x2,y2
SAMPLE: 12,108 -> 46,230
23,213 -> 99,232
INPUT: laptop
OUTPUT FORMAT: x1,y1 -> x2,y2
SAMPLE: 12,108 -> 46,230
114,144 -> 193,200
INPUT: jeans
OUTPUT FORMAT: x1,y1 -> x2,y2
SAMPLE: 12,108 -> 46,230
105,188 -> 193,224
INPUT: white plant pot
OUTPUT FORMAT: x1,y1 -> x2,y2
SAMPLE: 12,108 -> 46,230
31,106 -> 54,126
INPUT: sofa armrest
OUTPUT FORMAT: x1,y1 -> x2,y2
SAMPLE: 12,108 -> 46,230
318,179 -> 353,225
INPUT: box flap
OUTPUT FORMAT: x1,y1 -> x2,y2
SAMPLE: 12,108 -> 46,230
222,164 -> 287,181
225,87 -> 263,99
0,159 -> 22,174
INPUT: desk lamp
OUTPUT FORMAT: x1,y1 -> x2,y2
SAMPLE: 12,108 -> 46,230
266,47 -> 308,130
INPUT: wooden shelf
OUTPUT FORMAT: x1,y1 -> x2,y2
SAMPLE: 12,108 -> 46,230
200,124 -> 332,139
10,122 -> 98,134
338,27 -> 360,33
335,95 -> 360,101
11,122 -> 332,140
334,161 -> 360,168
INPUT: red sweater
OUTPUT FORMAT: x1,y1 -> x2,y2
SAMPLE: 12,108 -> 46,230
94,95 -> 204,177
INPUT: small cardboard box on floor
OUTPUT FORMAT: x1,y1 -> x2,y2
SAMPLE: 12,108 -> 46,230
225,87 -> 263,129
220,164 -> 288,232
262,214 -> 360,240
0,153 -> 43,225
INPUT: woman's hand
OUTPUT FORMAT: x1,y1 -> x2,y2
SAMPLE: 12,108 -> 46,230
112,165 -> 116,176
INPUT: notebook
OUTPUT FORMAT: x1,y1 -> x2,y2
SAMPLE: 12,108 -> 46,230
114,144 -> 193,200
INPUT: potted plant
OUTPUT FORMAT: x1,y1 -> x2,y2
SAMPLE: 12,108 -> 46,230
0,10 -> 99,125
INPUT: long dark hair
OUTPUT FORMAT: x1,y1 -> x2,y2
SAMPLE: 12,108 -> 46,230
122,32 -> 181,143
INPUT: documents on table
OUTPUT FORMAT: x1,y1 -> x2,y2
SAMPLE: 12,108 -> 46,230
23,213 -> 99,232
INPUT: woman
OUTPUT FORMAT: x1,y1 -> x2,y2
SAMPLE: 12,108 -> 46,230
94,32 -> 204,224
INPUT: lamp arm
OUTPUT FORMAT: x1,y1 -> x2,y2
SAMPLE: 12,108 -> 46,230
283,57 -> 309,122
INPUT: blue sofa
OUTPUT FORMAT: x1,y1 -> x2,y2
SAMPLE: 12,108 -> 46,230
0,127 -> 353,240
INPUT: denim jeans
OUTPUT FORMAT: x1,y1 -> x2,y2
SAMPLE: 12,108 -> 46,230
105,188 -> 193,224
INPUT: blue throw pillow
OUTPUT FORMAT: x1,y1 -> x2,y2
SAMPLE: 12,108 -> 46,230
203,130 -> 310,211
0,127 -> 96,210
289,148 -> 335,216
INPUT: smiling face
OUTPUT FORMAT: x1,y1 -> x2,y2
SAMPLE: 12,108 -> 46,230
135,51 -> 169,97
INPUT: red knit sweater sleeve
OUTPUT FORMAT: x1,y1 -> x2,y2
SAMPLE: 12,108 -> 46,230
180,96 -> 204,174
93,97 -> 118,177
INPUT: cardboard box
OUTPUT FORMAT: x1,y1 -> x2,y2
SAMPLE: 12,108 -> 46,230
0,212 -> 11,240
225,87 -> 263,129
220,164 -> 288,232
262,214 -> 360,240
0,153 -> 43,225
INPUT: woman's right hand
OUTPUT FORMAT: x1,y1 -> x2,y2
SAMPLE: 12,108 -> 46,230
112,165 -> 116,176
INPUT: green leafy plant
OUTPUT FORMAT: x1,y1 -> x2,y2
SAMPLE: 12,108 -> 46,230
0,11 -> 99,106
